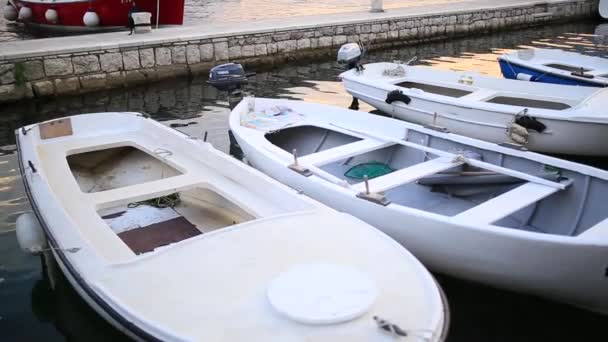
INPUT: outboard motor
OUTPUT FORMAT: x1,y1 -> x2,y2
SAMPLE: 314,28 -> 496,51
207,63 -> 249,93
337,43 -> 363,71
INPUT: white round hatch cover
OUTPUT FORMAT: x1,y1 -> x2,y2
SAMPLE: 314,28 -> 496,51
267,263 -> 377,325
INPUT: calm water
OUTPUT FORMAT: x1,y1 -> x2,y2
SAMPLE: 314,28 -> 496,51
1,21 -> 608,341
0,0 -> 467,42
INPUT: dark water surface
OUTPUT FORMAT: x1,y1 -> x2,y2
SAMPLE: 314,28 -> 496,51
1,21 -> 608,341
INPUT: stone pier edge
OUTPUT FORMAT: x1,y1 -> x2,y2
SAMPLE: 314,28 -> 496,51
0,0 -> 598,103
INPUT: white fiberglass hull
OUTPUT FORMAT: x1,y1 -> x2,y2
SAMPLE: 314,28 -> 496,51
341,63 -> 608,156
229,98 -> 608,315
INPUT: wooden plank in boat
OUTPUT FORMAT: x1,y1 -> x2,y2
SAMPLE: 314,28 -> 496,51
453,182 -> 560,225
352,156 -> 462,193
39,118 -> 73,140
299,139 -> 392,166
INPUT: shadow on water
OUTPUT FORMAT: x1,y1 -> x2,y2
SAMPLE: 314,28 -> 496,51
0,21 -> 607,341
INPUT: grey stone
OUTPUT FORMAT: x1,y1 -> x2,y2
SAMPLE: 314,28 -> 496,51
171,46 -> 187,64
186,45 -> 201,64
155,47 -> 172,66
125,70 -> 147,85
0,64 -> 14,85
123,51 -> 141,71
100,53 -> 123,72
72,55 -> 100,74
333,35 -> 347,45
229,45 -> 242,59
371,24 -> 382,33
106,72 -> 125,88
0,84 -> 32,102
241,45 -> 255,58
32,80 -> 54,97
277,40 -> 296,53
297,39 -> 311,50
388,30 -> 398,40
54,77 -> 80,95
140,49 -> 155,68
318,36 -> 333,47
23,61 -> 44,81
200,44 -> 214,61
268,43 -> 278,54
80,74 -> 107,91
273,33 -> 290,41
253,36 -> 272,44
213,42 -> 228,61
44,58 -> 73,77
254,44 -> 268,56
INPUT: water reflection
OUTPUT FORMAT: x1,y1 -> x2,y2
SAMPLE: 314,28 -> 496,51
0,21 -> 607,341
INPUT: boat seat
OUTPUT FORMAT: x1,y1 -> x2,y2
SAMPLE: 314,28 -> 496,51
298,139 -> 393,166
352,156 -> 463,193
459,89 -> 497,102
453,181 -> 565,225
579,218 -> 608,239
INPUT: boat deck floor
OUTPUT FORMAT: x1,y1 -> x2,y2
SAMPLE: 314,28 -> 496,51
114,216 -> 202,255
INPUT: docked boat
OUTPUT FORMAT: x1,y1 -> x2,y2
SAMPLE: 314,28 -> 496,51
229,97 -> 608,314
498,49 -> 608,87
340,62 -> 608,156
16,112 -> 448,341
3,0 -> 184,32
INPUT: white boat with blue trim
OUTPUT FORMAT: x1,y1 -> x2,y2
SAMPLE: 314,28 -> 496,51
229,98 -> 608,315
16,112 -> 448,341
340,62 -> 608,156
498,48 -> 608,87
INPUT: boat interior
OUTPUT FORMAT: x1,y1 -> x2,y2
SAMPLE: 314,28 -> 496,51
67,144 -> 257,255
266,125 -> 608,236
394,79 -> 574,110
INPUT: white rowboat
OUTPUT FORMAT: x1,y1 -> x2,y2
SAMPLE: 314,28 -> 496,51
340,62 -> 608,156
229,98 -> 608,315
16,112 -> 448,341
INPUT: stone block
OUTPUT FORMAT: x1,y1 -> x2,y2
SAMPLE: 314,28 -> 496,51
277,40 -> 297,53
371,24 -> 382,33
0,64 -> 14,85
100,53 -> 123,72
123,51 -> 141,71
0,84 -> 33,102
32,80 -> 54,97
273,33 -> 290,41
140,49 -> 155,68
254,44 -> 268,56
23,61 -> 44,81
155,47 -> 172,66
213,42 -> 228,61
80,74 -> 107,91
333,35 -> 347,45
54,77 -> 80,95
318,36 -> 333,47
186,45 -> 201,64
44,58 -> 73,77
268,43 -> 278,55
72,55 -> 100,74
171,45 -> 187,64
290,32 -> 304,40
200,44 -> 214,61
125,70 -> 147,85
296,39 -> 311,50
241,45 -> 255,58
229,45 -> 242,59
106,72 -> 125,88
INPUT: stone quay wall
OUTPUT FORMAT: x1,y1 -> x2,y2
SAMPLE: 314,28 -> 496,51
0,0 -> 598,104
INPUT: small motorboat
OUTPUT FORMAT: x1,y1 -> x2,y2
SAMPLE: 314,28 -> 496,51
498,49 -> 608,87
3,0 -> 184,32
16,112 -> 448,341
340,62 -> 608,156
229,97 -> 608,314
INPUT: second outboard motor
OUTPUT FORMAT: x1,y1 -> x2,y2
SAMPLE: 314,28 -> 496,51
207,63 -> 248,92
337,43 -> 363,70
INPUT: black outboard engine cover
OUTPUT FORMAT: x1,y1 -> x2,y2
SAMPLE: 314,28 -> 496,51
207,63 -> 247,92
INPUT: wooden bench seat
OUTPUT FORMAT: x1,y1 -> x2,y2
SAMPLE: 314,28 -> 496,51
298,139 -> 393,166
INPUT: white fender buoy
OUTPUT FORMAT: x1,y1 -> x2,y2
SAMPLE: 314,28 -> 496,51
3,4 -> 18,21
18,6 -> 32,21
516,73 -> 535,82
45,8 -> 58,24
16,212 -> 47,255
83,10 -> 100,27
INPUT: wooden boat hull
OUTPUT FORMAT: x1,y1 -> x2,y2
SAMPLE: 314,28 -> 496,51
229,98 -> 608,315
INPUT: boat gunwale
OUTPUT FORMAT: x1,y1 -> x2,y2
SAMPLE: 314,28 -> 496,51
498,56 -> 608,86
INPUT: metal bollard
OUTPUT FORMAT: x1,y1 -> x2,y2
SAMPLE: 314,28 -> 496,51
371,0 -> 384,13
